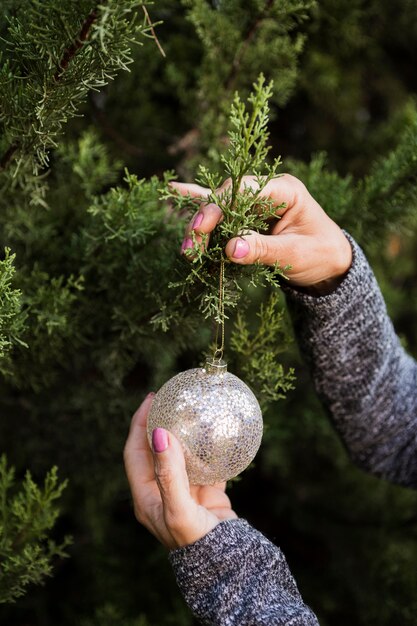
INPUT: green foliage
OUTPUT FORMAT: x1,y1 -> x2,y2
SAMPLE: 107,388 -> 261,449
6,271 -> 84,389
95,0 -> 315,177
0,456 -> 69,604
0,250 -> 26,369
284,0 -> 417,176
230,292 -> 295,410
58,130 -> 122,199
288,107 -> 417,246
0,0 -> 149,204
79,170 -> 190,388
0,1 -> 417,625
181,0 -> 315,154
165,76 -> 289,337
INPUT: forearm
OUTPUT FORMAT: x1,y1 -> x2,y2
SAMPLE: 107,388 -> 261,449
170,519 -> 318,626
285,233 -> 417,487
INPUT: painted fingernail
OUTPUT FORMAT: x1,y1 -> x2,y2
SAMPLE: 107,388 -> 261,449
152,428 -> 168,453
192,212 -> 204,230
181,238 -> 193,253
147,392 -> 155,399
232,238 -> 250,259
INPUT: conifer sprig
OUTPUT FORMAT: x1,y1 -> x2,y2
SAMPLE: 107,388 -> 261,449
230,293 -> 295,410
0,456 -> 70,604
0,250 -> 26,369
165,75 -> 288,328
0,0 -> 150,200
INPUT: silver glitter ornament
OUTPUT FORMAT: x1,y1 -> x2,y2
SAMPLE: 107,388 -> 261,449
147,358 -> 263,485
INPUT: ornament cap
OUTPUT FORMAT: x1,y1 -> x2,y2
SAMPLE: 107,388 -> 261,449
204,357 -> 227,374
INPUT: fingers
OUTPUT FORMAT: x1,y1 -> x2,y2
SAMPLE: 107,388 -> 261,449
225,231 -> 298,268
169,181 -> 210,199
152,428 -> 215,547
124,400 -> 221,549
181,202 -> 223,255
258,174 -> 305,215
188,203 -> 223,235
124,393 -> 156,490
152,428 -> 190,499
174,174 -> 303,214
177,174 -> 307,255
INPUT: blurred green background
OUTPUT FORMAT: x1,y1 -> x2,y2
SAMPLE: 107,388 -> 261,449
1,1 -> 417,624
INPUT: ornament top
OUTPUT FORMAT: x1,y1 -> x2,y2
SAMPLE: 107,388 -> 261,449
204,357 -> 227,374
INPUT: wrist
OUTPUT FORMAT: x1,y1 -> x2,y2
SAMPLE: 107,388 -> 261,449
170,514 -> 221,549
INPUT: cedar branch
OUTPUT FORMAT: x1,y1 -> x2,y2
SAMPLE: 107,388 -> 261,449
54,7 -> 99,81
0,7 -> 100,172
225,0 -> 274,92
142,6 -> 166,58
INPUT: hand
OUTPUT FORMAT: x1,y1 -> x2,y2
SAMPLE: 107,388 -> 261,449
123,393 -> 237,550
172,174 -> 352,295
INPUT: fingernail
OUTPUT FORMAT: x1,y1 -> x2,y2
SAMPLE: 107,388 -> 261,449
232,238 -> 250,259
147,392 -> 155,399
152,428 -> 168,453
192,212 -> 204,230
181,238 -> 193,253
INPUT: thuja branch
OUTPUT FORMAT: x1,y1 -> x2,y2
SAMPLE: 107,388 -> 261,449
225,0 -> 274,92
164,75 -> 288,327
142,6 -> 166,58
0,1 -> 148,182
0,6 -> 100,172
54,6 -> 99,81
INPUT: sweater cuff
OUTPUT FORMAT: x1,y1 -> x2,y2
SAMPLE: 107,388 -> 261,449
169,518 -> 255,579
169,518 -> 283,603
169,518 -> 317,625
169,517 -> 301,599
282,233 -> 376,322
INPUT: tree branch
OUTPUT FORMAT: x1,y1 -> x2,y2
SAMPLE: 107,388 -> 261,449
142,6 -> 166,58
168,1 -> 275,161
54,7 -> 99,82
225,0 -> 274,92
1,7 -> 100,173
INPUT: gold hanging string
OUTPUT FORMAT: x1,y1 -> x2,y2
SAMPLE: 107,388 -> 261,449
213,255 -> 225,361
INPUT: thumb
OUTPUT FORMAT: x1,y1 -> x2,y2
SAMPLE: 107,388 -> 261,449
225,231 -> 294,267
151,428 -> 195,530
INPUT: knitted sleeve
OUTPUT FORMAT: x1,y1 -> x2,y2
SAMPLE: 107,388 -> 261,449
169,518 -> 319,626
284,233 -> 417,488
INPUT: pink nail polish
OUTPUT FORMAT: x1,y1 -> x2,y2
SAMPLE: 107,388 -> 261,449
152,428 -> 168,453
181,238 -> 193,252
192,212 -> 204,230
232,239 -> 249,259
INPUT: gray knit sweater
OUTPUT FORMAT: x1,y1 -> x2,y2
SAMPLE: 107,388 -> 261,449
169,235 -> 417,625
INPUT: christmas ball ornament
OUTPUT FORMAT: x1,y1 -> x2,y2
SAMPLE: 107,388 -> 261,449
147,358 -> 263,485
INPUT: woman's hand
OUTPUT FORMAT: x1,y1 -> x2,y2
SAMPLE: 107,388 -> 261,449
124,393 -> 237,550
173,174 -> 352,295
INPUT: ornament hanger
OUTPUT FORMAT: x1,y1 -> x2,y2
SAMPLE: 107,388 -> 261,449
213,255 -> 226,361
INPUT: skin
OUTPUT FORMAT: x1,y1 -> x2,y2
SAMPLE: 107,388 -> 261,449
124,393 -> 237,550
124,175 -> 353,548
174,174 -> 352,295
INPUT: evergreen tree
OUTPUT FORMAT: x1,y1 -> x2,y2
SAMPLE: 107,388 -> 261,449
0,1 -> 417,625
0,456 -> 69,604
